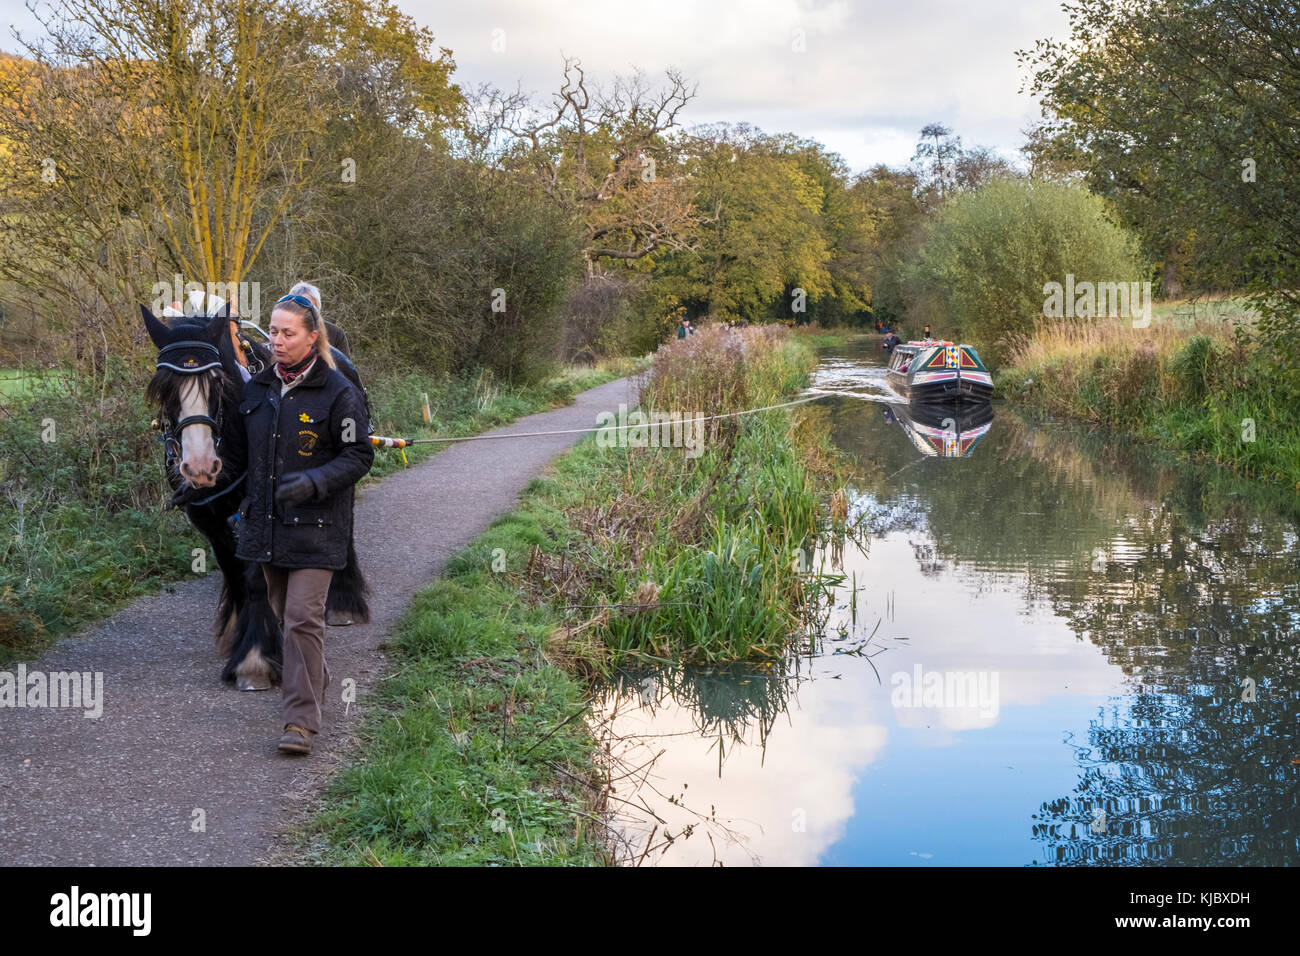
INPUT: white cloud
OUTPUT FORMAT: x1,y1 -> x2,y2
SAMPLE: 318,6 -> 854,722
405,0 -> 1072,170
0,0 -> 1073,169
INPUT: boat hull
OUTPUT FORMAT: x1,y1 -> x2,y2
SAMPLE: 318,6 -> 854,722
887,373 -> 993,404
885,342 -> 994,404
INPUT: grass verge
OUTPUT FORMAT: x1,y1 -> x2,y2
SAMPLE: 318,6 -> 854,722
293,325 -> 850,864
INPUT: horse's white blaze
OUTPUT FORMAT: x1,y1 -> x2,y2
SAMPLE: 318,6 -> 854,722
177,375 -> 221,487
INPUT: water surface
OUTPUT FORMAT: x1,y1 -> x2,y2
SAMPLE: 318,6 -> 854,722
599,337 -> 1300,866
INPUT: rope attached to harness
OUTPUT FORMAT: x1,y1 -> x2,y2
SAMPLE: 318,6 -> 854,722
367,392 -> 825,450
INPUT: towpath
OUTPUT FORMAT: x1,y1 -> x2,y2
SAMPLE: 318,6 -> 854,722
0,376 -> 637,865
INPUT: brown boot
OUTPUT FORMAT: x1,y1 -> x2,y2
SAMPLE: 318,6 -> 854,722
277,724 -> 315,754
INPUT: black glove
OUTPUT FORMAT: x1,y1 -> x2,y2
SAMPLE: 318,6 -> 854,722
276,471 -> 317,507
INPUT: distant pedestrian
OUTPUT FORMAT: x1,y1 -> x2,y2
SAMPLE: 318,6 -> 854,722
677,318 -> 691,339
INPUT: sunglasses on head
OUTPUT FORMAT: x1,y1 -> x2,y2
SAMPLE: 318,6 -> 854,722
274,293 -> 320,327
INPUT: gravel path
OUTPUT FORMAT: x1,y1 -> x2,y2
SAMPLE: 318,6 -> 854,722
0,376 -> 637,865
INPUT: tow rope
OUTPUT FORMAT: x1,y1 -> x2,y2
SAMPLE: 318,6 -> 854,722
367,392 -> 827,462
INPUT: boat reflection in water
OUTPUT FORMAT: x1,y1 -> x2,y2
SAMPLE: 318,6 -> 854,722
884,401 -> 995,458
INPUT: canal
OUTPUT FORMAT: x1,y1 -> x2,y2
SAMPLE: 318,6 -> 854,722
597,335 -> 1300,866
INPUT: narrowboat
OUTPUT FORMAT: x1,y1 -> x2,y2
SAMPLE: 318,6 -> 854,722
886,402 -> 994,458
885,341 -> 993,403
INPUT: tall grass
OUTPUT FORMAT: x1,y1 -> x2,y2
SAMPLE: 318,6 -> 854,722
1001,316 -> 1300,487
596,417 -> 828,661
644,324 -> 811,414
528,325 -> 848,663
0,358 -> 196,658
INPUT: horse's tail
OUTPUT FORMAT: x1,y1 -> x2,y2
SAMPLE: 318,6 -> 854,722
326,530 -> 372,624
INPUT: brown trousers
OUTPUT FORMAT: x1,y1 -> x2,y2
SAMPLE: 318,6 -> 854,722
261,564 -> 334,734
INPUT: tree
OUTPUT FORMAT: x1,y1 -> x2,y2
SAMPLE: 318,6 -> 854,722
854,164 -> 925,327
0,0 -> 467,370
763,134 -> 876,324
903,179 -> 1144,354
651,124 -> 832,325
912,122 -> 959,204
1020,0 -> 1300,367
0,0 -> 337,364
474,56 -> 709,274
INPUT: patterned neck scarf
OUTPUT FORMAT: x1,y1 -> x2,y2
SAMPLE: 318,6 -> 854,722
274,348 -> 318,387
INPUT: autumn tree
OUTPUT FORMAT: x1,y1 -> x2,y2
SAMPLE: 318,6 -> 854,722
474,56 -> 707,274
650,124 -> 833,325
0,0 -> 460,366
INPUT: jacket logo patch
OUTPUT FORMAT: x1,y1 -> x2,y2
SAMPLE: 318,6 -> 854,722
298,429 -> 319,456
299,412 -> 311,422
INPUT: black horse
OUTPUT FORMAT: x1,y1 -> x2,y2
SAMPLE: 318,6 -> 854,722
142,303 -> 371,689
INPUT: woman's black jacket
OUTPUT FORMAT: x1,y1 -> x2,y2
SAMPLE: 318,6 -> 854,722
221,357 -> 374,570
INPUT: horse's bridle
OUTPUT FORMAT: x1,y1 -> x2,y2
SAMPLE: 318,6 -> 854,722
154,339 -> 229,498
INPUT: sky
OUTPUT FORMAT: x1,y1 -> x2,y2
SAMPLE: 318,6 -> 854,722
0,0 -> 1073,174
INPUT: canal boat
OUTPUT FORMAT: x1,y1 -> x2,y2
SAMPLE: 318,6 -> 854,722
886,402 -> 994,458
885,341 -> 993,403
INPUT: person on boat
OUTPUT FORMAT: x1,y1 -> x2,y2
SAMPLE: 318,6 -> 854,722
923,324 -> 933,341
221,293 -> 374,755
882,331 -> 901,354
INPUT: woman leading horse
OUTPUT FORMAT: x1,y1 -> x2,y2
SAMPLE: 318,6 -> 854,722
220,293 -> 374,755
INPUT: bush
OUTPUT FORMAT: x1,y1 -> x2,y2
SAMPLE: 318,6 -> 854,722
903,179 -> 1145,359
1168,334 -> 1215,405
644,324 -> 810,416
255,133 -> 583,386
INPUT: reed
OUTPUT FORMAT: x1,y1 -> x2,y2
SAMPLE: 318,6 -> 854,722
530,328 -> 848,663
643,324 -> 812,414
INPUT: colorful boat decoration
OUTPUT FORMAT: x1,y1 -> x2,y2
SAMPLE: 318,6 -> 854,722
885,341 -> 994,404
885,402 -> 994,458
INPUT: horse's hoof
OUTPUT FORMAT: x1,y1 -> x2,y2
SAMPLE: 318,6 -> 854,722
237,677 -> 274,691
326,610 -> 354,626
